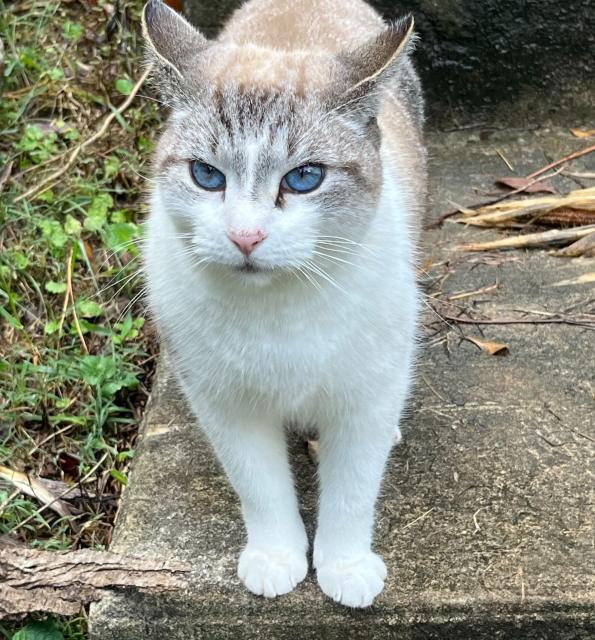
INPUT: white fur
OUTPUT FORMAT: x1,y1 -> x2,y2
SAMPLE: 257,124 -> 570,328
145,131 -> 419,606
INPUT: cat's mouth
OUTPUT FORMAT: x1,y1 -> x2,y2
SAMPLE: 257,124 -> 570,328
236,262 -> 261,274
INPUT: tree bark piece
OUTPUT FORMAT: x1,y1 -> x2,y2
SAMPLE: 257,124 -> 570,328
0,546 -> 189,619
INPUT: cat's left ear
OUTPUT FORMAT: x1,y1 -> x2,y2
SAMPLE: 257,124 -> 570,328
333,15 -> 417,114
142,0 -> 208,103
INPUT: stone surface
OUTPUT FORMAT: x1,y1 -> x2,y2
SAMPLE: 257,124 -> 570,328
89,129 -> 595,638
183,0 -> 595,127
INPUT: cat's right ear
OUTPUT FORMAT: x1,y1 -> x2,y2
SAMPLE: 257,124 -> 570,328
142,0 -> 208,104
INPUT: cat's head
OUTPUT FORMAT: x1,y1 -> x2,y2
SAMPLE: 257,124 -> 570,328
142,0 -> 416,286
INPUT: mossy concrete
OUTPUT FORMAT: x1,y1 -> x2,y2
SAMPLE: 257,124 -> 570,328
89,129 -> 595,638
183,0 -> 595,127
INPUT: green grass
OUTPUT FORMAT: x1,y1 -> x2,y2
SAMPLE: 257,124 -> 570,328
0,0 -> 160,636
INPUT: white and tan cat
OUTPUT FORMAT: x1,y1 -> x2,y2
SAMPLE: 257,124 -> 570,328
142,0 -> 426,607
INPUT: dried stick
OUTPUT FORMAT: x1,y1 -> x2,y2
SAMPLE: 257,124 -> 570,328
456,224 -> 595,252
526,143 -> 595,180
436,310 -> 595,329
14,68 -> 150,203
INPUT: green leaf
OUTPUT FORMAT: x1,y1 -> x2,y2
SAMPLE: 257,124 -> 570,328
117,449 -> 135,462
12,252 -> 30,270
115,78 -> 133,96
104,156 -> 121,178
76,299 -> 103,318
45,281 -> 67,294
38,220 -> 67,248
12,620 -> 64,640
0,305 -> 23,330
76,318 -> 112,335
84,194 -> 113,232
110,469 -> 128,485
64,214 -> 82,236
44,319 -> 61,335
37,189 -> 55,203
104,222 -> 139,253
137,136 -> 153,152
15,125 -> 59,164
63,21 -> 83,41
46,67 -> 64,81
113,314 -> 144,344
110,209 -> 128,223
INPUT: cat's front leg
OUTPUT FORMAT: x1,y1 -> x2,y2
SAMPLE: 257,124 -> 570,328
203,407 -> 308,598
314,410 -> 397,608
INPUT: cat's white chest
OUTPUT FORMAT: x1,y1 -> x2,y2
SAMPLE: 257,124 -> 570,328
174,286 -> 354,409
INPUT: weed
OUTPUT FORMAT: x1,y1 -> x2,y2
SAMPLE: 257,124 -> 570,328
0,0 -> 160,636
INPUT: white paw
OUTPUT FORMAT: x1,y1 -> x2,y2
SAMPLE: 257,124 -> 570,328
238,546 -> 308,598
316,552 -> 387,608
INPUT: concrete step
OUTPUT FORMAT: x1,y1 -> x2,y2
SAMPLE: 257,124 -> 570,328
89,128 -> 595,639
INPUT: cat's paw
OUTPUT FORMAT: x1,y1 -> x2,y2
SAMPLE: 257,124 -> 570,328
316,552 -> 387,608
238,546 -> 308,598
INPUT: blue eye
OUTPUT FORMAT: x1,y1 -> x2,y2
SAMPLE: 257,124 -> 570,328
190,161 -> 226,191
281,164 -> 325,194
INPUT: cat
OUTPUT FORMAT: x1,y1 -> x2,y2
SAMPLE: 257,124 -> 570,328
142,0 -> 426,608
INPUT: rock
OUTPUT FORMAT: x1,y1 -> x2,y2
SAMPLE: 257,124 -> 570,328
89,128 -> 595,638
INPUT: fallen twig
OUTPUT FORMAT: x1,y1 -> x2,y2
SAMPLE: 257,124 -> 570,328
456,224 -> 595,252
434,309 -> 595,330
14,68 -> 150,203
447,280 -> 499,301
526,142 -> 595,180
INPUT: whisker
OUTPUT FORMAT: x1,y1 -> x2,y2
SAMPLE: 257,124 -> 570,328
298,265 -> 322,292
304,260 -> 349,296
311,250 -> 359,269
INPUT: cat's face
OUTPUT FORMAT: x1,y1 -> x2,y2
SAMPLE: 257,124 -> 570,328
153,83 -> 381,282
143,0 -> 414,284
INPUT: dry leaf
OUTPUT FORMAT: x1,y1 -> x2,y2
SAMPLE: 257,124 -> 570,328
570,128 -> 595,139
465,336 -> 509,355
0,465 -> 73,517
551,272 -> 595,287
496,177 -> 556,194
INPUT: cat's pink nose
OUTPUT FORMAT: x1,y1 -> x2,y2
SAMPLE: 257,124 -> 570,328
227,229 -> 267,256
